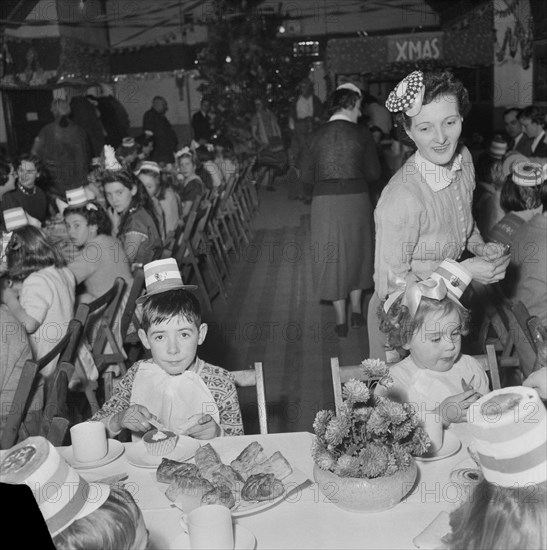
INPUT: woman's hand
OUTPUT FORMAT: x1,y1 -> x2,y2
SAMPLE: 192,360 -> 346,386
112,404 -> 156,433
107,207 -> 121,235
176,414 -> 221,440
437,390 -> 482,425
471,242 -> 509,260
460,254 -> 510,284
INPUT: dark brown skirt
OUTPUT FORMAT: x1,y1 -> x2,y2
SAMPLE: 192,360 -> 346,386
310,192 -> 374,301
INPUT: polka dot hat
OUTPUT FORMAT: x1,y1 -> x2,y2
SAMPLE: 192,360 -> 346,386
385,71 -> 425,116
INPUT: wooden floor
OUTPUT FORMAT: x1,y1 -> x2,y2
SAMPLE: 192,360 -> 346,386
200,181 -> 373,435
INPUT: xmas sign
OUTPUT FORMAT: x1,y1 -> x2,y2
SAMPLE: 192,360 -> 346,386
387,33 -> 443,63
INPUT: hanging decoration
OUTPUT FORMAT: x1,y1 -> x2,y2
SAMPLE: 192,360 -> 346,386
494,0 -> 533,70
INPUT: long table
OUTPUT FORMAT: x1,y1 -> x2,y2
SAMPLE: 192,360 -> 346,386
63,426 -> 474,550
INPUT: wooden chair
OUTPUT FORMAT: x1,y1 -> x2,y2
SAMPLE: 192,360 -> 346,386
1,318 -> 84,449
473,282 -> 535,377
75,278 -> 128,411
330,357 -> 381,414
232,362 -> 268,434
511,301 -> 538,355
120,267 -> 145,365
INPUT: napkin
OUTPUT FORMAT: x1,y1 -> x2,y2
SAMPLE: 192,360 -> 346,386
413,511 -> 451,549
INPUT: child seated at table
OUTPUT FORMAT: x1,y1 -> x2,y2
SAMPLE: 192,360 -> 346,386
0,436 -> 149,550
378,260 -> 490,426
446,386 -> 546,550
136,160 -> 181,241
1,208 -> 75,378
101,146 -> 163,267
175,148 -> 205,219
91,257 -> 243,439
63,187 -> 133,304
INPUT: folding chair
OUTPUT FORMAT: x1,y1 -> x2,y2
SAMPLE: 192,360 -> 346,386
75,278 -> 128,411
120,267 -> 145,365
231,362 -> 268,434
473,282 -> 534,377
1,318 -> 84,449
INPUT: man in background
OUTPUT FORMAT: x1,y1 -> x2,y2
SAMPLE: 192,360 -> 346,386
143,96 -> 178,165
192,98 -> 216,145
504,107 -> 533,156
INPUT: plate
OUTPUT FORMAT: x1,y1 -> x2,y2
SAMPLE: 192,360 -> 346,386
169,523 -> 256,550
126,436 -> 201,468
61,439 -> 125,470
415,431 -> 462,462
169,439 -> 310,518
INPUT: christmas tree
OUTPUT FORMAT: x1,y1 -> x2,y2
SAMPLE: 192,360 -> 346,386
196,0 -> 311,154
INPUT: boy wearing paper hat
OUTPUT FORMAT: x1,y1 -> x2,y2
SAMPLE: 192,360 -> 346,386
0,436 -> 148,549
90,258 -> 243,440
447,386 -> 547,550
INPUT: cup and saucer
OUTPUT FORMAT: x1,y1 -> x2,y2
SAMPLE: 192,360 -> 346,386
416,431 -> 462,462
415,413 -> 461,462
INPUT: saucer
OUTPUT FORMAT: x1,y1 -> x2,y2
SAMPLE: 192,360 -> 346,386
169,524 -> 256,550
61,439 -> 125,469
415,431 -> 462,462
126,436 -> 200,468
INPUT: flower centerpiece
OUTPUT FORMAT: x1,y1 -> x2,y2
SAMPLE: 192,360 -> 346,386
312,359 -> 430,512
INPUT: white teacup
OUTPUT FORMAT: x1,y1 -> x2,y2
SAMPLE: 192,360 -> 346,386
187,505 -> 234,550
70,421 -> 108,463
423,411 -> 444,454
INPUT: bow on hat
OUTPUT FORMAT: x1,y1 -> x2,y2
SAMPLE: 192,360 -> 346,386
383,275 -> 448,318
103,145 -> 122,171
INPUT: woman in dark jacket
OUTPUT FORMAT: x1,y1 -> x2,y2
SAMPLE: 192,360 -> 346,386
301,83 -> 381,337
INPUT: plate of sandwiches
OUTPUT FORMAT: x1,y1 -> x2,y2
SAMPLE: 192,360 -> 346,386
156,440 -> 310,517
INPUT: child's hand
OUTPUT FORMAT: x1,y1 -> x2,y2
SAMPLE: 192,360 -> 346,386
177,414 -> 221,440
113,404 -> 156,433
438,390 -> 482,425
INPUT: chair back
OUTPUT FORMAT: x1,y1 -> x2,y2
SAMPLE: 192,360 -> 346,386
120,267 -> 145,340
472,344 -> 520,391
0,318 -> 84,449
232,362 -> 268,434
330,357 -> 380,414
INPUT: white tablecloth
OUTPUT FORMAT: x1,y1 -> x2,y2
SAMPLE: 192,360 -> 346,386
65,426 -> 474,550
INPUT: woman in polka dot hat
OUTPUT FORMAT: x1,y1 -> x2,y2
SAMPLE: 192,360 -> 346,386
368,71 -> 511,362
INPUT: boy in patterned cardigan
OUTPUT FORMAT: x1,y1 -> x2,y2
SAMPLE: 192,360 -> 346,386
92,258 -> 243,439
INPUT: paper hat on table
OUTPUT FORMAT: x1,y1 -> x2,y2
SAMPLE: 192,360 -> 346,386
0,436 -> 110,537
385,70 -> 425,117
136,257 -> 197,304
512,161 -> 543,187
336,82 -> 362,96
467,386 -> 547,487
3,207 -> 29,231
489,136 -> 508,159
134,160 -> 161,175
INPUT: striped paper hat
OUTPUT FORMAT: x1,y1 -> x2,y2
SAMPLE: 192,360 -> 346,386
135,160 -> 161,175
512,161 -> 543,187
467,387 -> 547,487
0,436 -> 110,537
136,257 -> 197,304
3,207 -> 29,231
66,187 -> 89,207
430,259 -> 472,301
489,136 -> 508,159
